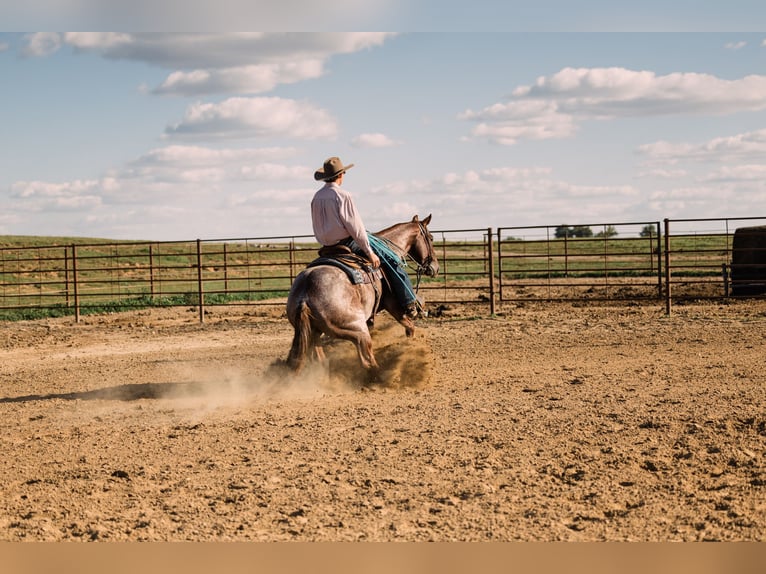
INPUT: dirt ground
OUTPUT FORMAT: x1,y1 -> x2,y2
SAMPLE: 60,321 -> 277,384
0,297 -> 763,542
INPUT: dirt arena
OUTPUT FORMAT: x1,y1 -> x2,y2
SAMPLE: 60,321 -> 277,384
0,297 -> 763,542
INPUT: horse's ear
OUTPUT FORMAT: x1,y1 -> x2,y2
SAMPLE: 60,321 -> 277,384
422,214 -> 432,226
411,215 -> 419,223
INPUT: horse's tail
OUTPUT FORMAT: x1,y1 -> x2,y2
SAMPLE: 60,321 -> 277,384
287,300 -> 312,372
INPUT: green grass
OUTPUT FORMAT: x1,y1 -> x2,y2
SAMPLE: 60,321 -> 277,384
0,290 -> 290,322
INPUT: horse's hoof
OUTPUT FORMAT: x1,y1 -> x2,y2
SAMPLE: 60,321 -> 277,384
363,369 -> 382,386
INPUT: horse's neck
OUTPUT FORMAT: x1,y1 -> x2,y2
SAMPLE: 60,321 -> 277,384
379,224 -> 415,253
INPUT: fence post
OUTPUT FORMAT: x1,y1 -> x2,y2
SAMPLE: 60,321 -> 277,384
149,244 -> 155,299
496,229 -> 503,302
196,239 -> 204,323
223,243 -> 229,293
487,227 -> 495,315
664,219 -> 671,315
655,222 -> 662,299
71,244 -> 80,323
64,247 -> 70,308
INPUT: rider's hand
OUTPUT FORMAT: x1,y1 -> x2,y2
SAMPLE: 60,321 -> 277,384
369,253 -> 381,269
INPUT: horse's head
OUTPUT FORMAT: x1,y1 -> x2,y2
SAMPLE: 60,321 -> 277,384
409,214 -> 439,278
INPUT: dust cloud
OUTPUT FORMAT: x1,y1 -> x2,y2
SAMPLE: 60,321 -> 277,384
90,321 -> 434,418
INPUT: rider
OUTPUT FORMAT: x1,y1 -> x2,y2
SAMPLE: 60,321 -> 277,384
311,156 -> 420,319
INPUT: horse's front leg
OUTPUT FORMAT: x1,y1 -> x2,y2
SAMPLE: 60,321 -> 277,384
381,297 -> 416,337
400,316 -> 415,337
390,308 -> 416,337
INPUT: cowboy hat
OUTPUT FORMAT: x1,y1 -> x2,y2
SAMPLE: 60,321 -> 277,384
314,156 -> 354,181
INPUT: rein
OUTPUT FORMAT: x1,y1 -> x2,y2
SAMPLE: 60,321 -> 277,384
376,221 -> 435,295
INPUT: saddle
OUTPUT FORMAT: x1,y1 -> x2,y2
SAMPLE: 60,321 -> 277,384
307,244 -> 383,285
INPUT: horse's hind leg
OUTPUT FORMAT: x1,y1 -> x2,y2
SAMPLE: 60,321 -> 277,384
356,333 -> 378,370
312,343 -> 326,363
352,331 -> 381,384
332,326 -> 380,382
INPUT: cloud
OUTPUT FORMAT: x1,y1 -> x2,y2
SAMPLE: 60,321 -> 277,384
127,144 -> 298,169
367,166 -> 639,231
21,32 -> 62,57
153,60 -> 326,96
638,128 -> 766,164
118,144 -> 310,192
62,32 -> 394,96
725,41 -> 747,50
635,128 -> 766,218
10,179 -> 105,211
4,142 -> 317,239
648,186 -> 738,215
461,67 -> 766,145
636,168 -> 688,179
164,97 -> 338,140
0,41 -> 9,53
351,133 -> 403,148
701,164 -> 766,182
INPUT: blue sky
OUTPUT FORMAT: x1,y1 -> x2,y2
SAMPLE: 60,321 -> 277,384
2,28 -> 766,240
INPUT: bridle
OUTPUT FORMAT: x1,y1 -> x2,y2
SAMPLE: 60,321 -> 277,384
376,220 -> 438,293
408,221 -> 438,291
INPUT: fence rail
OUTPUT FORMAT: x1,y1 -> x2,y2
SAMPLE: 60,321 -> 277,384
497,221 -> 663,303
0,229 -> 498,322
1,216 -> 765,321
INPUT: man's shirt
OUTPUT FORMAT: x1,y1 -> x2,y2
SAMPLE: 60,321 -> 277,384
311,182 -> 374,257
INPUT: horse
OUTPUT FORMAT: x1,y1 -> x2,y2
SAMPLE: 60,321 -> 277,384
285,214 -> 438,380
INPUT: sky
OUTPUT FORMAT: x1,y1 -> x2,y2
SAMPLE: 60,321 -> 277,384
2,18 -> 766,240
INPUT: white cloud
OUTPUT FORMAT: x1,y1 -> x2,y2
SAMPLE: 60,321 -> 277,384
153,60 -> 325,96
127,144 -> 298,169
5,142 -> 315,237
239,164 -> 309,181
351,133 -> 403,148
61,32 -> 394,96
725,41 -> 747,50
649,185 -> 731,204
22,32 -> 62,57
368,166 -> 640,231
164,97 -> 338,140
636,168 -> 688,179
638,128 -> 766,164
701,164 -> 766,182
65,32 -> 132,50
462,67 -> 766,145
10,179 -> 104,211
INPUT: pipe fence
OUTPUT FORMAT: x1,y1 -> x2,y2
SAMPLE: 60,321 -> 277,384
497,221 -> 663,304
0,229 -> 497,322
1,216 -> 764,321
662,216 -> 766,313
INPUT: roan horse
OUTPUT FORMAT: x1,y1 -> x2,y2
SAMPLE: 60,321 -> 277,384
286,214 -> 438,380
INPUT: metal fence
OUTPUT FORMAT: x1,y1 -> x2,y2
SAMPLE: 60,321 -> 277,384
1,216 -> 764,321
662,216 -> 766,313
0,228 -> 497,322
497,221 -> 663,304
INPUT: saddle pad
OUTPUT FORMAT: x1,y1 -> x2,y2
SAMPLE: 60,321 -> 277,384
307,256 -> 382,285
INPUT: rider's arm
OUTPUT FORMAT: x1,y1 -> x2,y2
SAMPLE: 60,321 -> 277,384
338,190 -> 380,267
